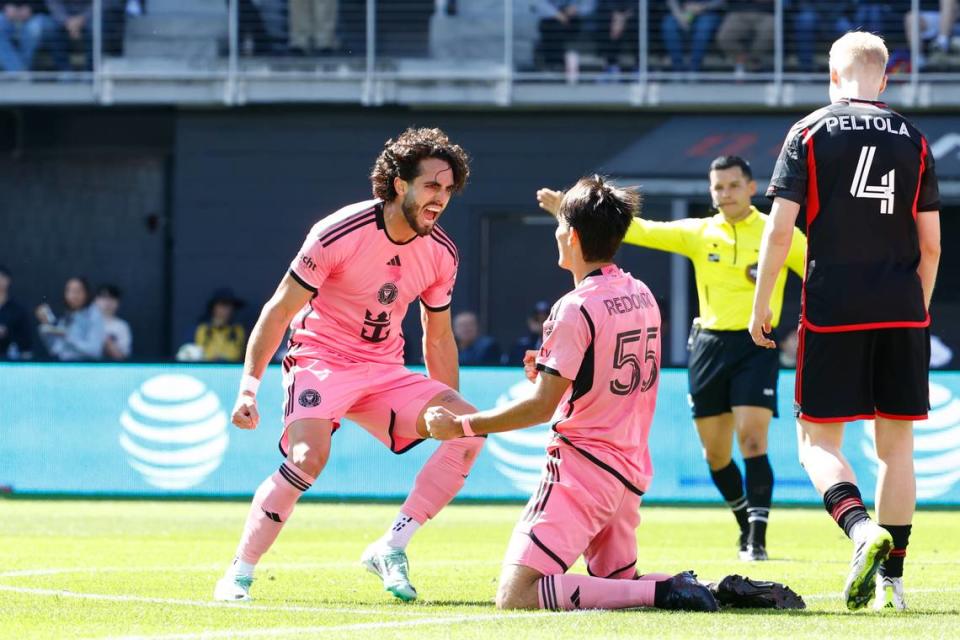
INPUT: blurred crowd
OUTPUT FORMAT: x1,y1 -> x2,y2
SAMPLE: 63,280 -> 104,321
4,1 -> 960,76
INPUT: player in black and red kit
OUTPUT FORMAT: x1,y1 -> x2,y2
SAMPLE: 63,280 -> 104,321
749,32 -> 941,612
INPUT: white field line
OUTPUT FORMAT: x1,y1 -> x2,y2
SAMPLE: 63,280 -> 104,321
102,611 -> 577,640
803,586 -> 960,601
0,559 -> 498,579
0,585 -> 427,617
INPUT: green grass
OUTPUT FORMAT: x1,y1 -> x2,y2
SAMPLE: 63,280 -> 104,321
0,501 -> 958,639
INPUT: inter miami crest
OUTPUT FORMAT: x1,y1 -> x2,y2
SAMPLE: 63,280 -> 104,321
299,389 -> 321,407
378,282 -> 399,305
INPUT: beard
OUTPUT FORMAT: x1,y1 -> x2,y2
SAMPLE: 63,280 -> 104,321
401,191 -> 437,237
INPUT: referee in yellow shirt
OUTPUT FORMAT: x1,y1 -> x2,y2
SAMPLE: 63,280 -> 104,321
538,156 -> 806,561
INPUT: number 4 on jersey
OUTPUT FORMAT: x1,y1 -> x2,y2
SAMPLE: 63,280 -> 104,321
850,145 -> 895,214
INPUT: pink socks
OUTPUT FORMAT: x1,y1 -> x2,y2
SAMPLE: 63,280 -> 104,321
537,573 -> 666,610
235,462 -> 315,565
400,436 -> 484,523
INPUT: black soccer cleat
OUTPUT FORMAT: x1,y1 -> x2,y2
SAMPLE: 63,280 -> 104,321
738,544 -> 769,562
655,571 -> 720,612
709,574 -> 806,610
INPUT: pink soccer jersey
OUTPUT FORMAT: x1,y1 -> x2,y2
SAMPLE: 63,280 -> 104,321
287,199 -> 458,364
535,264 -> 661,495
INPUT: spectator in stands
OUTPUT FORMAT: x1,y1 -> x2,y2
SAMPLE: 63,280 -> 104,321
905,0 -> 960,68
35,276 -> 105,361
592,0 -> 638,76
453,310 -> 502,366
793,2 -> 902,73
194,287 -> 247,362
0,266 -> 33,360
235,0 -> 287,55
289,0 -> 337,55
792,1 -> 849,73
507,300 -> 550,366
95,284 -> 131,361
535,0 -> 596,76
0,1 -> 53,72
661,0 -> 723,73
43,0 -> 125,71
716,0 -> 774,76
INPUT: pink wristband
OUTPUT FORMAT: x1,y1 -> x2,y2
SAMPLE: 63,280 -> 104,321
460,416 -> 476,437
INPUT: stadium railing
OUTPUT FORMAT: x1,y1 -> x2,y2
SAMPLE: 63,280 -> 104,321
0,1 -> 952,107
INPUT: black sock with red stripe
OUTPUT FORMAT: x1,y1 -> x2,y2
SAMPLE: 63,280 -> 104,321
879,524 -> 911,578
823,482 -> 870,538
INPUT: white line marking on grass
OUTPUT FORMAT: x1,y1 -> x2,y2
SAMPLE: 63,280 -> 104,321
102,611 -> 591,640
0,559 -> 500,579
0,585 -> 425,617
804,586 -> 960,602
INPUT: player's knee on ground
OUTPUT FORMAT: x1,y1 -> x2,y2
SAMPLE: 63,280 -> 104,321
496,565 -> 542,610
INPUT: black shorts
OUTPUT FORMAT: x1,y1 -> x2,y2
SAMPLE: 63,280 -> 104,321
796,326 -> 930,422
687,326 -> 780,419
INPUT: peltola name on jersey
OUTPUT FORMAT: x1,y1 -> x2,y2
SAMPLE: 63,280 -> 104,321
824,115 -> 910,136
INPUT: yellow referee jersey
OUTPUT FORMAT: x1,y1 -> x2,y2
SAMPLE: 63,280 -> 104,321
623,206 -> 807,330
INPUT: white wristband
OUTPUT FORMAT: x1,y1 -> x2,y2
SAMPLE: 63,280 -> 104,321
239,374 -> 261,396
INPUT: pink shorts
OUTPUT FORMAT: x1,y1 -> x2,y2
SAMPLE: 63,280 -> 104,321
279,348 -> 451,454
503,444 -> 642,578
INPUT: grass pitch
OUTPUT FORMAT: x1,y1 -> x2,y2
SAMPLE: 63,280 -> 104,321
0,501 -> 958,639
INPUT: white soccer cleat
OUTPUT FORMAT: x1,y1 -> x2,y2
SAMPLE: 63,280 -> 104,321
213,574 -> 254,601
874,576 -> 906,611
360,542 -> 418,602
843,521 -> 893,610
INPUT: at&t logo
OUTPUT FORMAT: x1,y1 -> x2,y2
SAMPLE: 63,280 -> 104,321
861,382 -> 960,499
487,380 -> 553,493
119,374 -> 229,490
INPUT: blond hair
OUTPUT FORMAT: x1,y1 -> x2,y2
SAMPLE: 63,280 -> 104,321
829,31 -> 888,78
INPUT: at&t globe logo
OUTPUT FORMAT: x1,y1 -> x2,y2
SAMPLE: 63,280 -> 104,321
119,375 -> 229,490
487,380 -> 553,493
862,382 -> 960,499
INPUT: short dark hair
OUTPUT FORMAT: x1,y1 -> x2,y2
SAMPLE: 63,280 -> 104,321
97,284 -> 122,300
370,127 -> 470,202
558,175 -> 640,262
709,155 -> 753,181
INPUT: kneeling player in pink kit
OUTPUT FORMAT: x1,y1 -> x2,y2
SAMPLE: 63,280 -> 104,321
214,128 -> 485,603
426,176 -> 804,612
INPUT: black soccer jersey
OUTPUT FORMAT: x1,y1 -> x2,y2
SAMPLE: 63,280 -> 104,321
767,98 -> 940,331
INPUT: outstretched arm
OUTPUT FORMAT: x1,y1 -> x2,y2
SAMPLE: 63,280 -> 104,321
424,370 -> 569,440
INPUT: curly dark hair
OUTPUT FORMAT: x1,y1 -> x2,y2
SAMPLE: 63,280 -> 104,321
370,127 -> 470,201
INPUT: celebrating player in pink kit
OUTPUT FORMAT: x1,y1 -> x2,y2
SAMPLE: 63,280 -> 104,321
425,176 -> 720,612
214,128 -> 484,603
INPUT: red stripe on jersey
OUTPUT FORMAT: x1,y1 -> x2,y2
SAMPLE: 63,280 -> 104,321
911,137 -> 928,221
801,314 -> 930,332
795,326 -> 806,405
804,128 -> 820,228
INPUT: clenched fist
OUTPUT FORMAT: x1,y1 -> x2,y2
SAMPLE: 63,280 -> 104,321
232,393 -> 260,430
423,405 -> 464,440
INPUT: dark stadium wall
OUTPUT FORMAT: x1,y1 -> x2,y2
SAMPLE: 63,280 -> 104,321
0,108 -> 175,360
